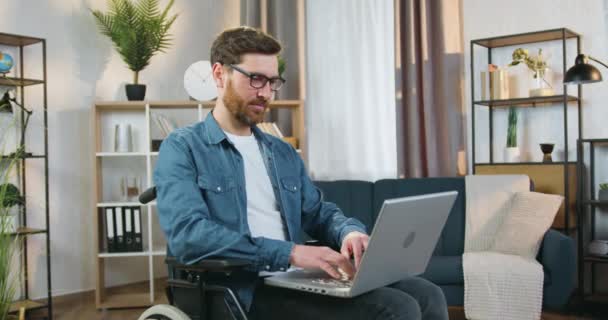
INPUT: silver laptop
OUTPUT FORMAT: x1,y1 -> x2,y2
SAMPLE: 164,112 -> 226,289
264,191 -> 458,298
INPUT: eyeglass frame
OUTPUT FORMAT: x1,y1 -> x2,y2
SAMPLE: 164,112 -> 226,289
228,64 -> 286,91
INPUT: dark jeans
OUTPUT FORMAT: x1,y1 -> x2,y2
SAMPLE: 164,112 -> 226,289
248,276 -> 449,320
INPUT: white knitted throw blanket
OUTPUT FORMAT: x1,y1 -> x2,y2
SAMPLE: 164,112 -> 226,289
463,175 -> 543,320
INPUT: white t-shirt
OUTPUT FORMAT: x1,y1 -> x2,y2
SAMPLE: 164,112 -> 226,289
224,131 -> 288,242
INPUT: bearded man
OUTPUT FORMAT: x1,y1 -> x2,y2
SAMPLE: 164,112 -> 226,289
154,26 -> 448,320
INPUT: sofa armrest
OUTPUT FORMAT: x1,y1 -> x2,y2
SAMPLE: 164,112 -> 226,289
537,229 -> 576,309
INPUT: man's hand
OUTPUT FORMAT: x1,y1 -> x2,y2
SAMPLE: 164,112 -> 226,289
340,231 -> 369,269
289,244 -> 355,279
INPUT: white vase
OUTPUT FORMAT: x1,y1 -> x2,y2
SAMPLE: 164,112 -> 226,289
529,69 -> 554,97
0,214 -> 18,232
504,147 -> 520,163
114,124 -> 133,152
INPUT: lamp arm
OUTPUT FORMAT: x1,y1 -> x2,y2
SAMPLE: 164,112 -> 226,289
7,97 -> 33,152
7,97 -> 33,115
588,55 -> 608,70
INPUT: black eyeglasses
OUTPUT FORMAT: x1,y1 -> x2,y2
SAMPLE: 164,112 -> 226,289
229,64 -> 285,91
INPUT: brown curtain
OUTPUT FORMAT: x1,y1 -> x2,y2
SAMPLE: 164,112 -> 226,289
397,0 -> 467,177
240,0 -> 301,136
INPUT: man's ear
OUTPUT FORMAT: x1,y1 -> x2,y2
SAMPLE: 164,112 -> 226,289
212,62 -> 227,88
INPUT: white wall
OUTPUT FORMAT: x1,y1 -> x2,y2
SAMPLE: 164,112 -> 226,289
0,0 -> 239,299
463,0 -> 608,292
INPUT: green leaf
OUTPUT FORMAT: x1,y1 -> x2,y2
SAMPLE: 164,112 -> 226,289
278,55 -> 286,77
91,0 -> 178,80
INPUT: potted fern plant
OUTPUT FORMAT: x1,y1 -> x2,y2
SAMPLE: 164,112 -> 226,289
92,0 -> 178,100
504,106 -> 519,162
0,140 -> 21,320
0,183 -> 20,320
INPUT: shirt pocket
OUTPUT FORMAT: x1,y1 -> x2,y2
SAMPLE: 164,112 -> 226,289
280,176 -> 301,193
197,175 -> 238,225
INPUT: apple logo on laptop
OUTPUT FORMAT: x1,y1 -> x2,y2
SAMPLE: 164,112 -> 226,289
403,231 -> 416,248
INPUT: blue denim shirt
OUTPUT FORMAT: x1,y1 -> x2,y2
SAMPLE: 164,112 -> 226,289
153,112 -> 367,309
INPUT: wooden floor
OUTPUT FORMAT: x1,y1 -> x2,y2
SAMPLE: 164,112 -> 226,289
448,307 -> 596,320
46,300 -> 597,320
23,282 -> 600,320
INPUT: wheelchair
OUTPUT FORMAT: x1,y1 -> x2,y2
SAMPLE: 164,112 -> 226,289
137,187 -> 251,320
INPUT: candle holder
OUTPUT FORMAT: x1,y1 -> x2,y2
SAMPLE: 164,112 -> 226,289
540,143 -> 554,163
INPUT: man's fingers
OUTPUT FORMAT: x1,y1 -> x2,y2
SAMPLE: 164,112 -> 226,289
340,243 -> 351,259
319,261 -> 341,279
331,255 -> 355,277
352,239 -> 363,268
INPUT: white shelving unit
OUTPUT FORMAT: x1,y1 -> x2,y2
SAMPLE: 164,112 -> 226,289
92,100 -> 304,309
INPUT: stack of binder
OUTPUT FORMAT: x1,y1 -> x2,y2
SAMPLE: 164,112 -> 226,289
102,206 -> 143,252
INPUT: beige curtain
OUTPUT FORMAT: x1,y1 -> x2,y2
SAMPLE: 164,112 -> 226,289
397,0 -> 467,177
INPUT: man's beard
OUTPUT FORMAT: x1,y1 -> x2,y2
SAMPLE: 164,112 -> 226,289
222,80 -> 268,126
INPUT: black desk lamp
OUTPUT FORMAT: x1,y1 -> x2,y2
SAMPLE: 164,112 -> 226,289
0,91 -> 33,157
564,54 -> 608,84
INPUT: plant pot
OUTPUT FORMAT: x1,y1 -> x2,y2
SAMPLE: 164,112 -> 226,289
125,84 -> 146,101
504,147 -> 520,163
599,189 -> 608,202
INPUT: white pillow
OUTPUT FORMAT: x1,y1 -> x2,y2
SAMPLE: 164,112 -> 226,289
491,191 -> 563,259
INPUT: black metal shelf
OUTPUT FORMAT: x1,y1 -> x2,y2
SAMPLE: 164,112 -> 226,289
1,32 -> 52,320
0,153 -> 46,159
475,161 -> 576,166
577,139 -> 608,301
473,95 -> 578,108
584,255 -> 608,263
472,28 -> 582,299
0,32 -> 44,46
9,299 -> 47,314
9,228 -> 47,237
0,76 -> 44,87
472,28 -> 579,48
581,200 -> 608,207
579,138 -> 608,144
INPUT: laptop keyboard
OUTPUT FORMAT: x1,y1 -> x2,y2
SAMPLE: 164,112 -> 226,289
311,278 -> 353,288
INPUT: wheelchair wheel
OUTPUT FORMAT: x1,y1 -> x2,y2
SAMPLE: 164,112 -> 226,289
138,304 -> 192,320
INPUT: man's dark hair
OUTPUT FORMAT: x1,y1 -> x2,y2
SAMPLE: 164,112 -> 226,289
210,26 -> 282,66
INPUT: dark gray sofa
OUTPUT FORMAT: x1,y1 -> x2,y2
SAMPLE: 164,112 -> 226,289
313,177 -> 576,309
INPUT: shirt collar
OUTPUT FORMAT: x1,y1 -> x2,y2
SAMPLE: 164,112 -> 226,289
203,111 -> 273,148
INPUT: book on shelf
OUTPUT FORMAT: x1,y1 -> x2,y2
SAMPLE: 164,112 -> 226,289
102,205 -> 144,253
151,113 -> 178,138
133,207 -> 143,251
257,122 -> 284,138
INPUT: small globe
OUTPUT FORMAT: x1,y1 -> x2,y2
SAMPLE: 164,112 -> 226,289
0,52 -> 14,74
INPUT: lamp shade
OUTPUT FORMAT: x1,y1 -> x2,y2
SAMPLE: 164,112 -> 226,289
564,54 -> 603,84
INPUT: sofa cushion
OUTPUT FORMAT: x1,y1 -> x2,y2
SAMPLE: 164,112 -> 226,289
491,192 -> 563,259
420,255 -> 463,285
314,180 -> 375,229
373,178 -> 466,256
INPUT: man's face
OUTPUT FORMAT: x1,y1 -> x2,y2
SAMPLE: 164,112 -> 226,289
222,53 -> 278,126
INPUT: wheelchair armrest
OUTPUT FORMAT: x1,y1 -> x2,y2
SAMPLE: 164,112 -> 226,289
139,186 -> 157,204
305,239 -> 323,246
165,256 -> 251,273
